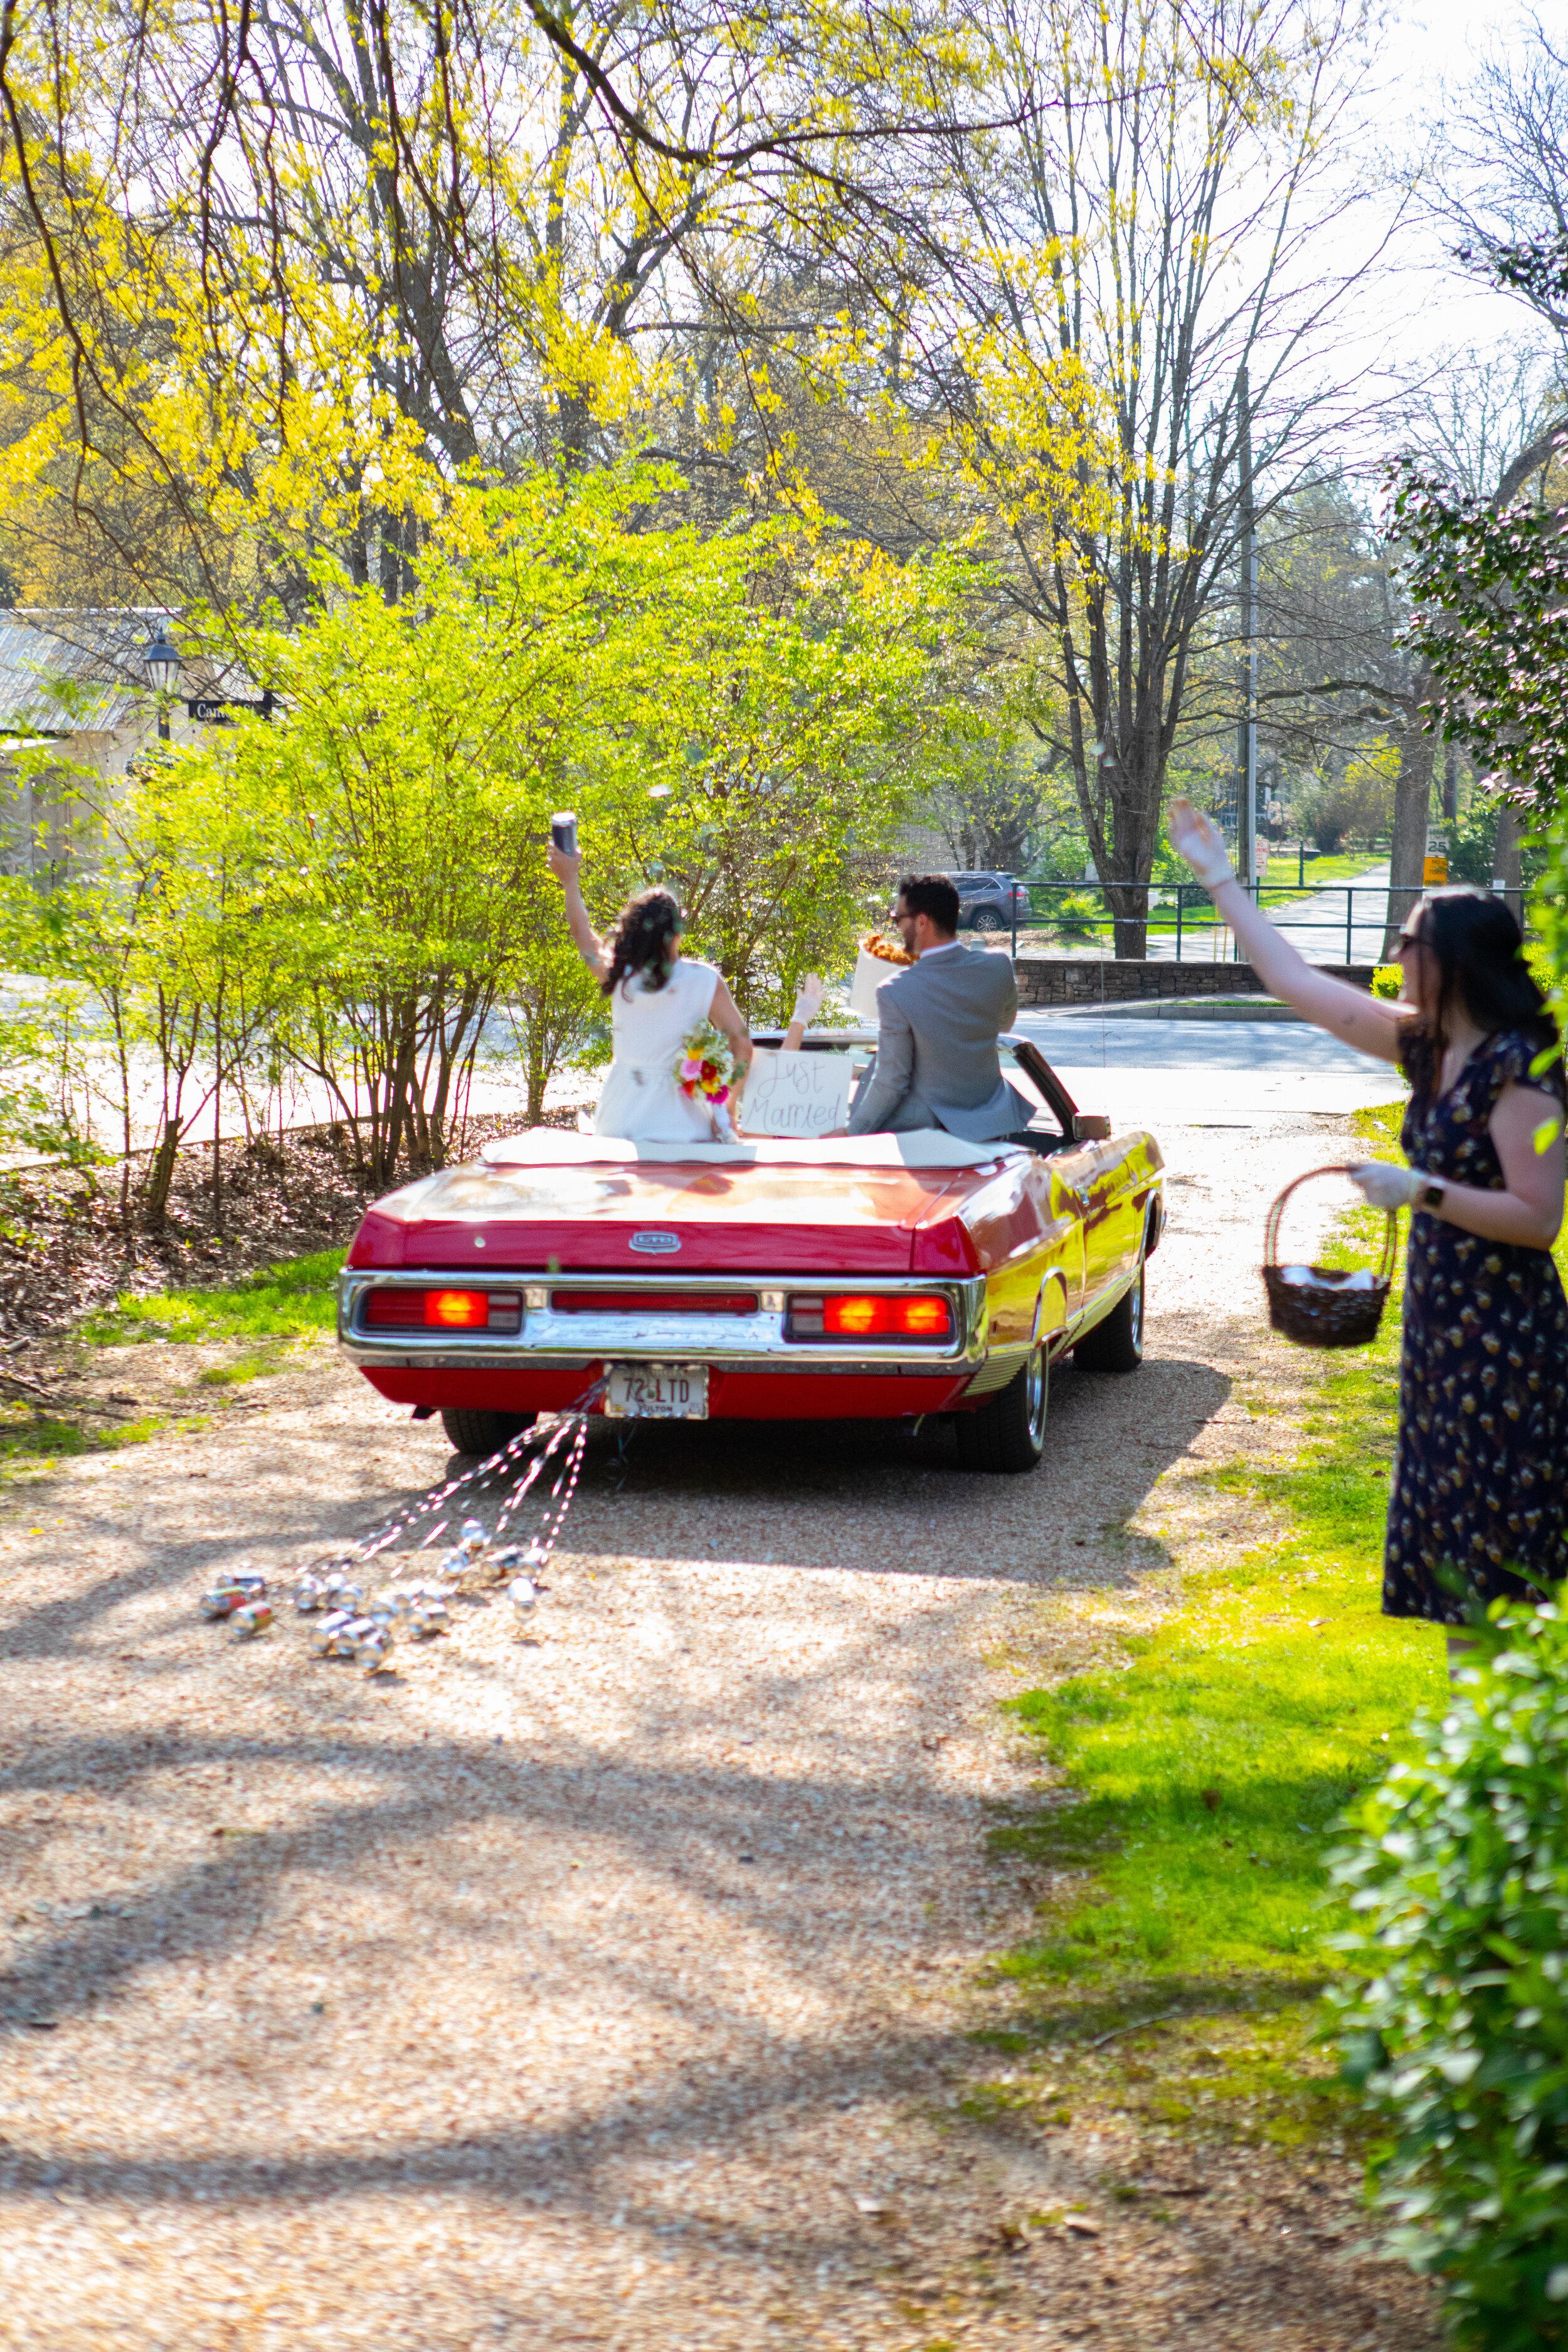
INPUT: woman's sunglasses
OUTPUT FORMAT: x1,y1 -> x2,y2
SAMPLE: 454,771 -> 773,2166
1392,934 -> 1434,958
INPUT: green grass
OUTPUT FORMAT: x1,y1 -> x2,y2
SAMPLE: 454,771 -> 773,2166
82,1246 -> 344,1347
988,1101 -> 1568,2149
0,1248 -> 345,1490
981,1108 -> 1443,2142
0,1408 -> 163,1461
1001,1110 -> 1434,1996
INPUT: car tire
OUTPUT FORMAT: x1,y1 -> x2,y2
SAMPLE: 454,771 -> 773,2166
1074,1261 -> 1145,1374
972,906 -> 1005,933
954,1345 -> 1048,1473
439,1406 -> 536,1458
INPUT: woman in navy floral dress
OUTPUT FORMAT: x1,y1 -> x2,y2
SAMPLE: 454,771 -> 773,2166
1387,1029 -> 1568,1622
1167,804 -> 1567,1663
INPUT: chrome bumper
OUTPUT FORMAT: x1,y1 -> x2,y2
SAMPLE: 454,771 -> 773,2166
336,1269 -> 991,1378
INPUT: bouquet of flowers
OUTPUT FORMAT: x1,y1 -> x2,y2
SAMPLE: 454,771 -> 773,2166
862,930 -> 916,967
675,1020 -> 736,1125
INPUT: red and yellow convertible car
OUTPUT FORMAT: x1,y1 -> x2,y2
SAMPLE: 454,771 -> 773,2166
337,1033 -> 1164,1475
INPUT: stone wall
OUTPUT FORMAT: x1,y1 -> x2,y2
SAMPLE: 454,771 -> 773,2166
1013,956 -> 1379,1006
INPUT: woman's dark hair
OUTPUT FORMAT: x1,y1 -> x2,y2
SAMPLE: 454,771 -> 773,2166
1398,886 -> 1559,1097
601,887 -> 682,1000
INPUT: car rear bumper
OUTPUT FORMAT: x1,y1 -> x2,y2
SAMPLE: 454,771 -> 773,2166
359,1364 -> 979,1421
337,1268 -> 995,1419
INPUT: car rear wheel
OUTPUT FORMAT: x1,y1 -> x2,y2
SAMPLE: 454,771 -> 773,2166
972,906 -> 1005,933
439,1406 -> 536,1458
1074,1261 -> 1145,1374
954,1345 -> 1048,1473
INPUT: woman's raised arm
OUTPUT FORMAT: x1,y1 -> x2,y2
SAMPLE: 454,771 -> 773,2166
1167,800 -> 1412,1065
547,844 -> 609,983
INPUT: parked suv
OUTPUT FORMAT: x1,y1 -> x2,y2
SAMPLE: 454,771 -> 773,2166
947,872 -> 1032,933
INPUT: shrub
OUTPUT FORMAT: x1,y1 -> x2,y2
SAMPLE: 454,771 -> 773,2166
1328,1603 -> 1568,2351
1051,889 -> 1106,941
1371,963 -> 1402,1000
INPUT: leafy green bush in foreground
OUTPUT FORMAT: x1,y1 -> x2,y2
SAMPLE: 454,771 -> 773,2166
1329,1603 -> 1568,2351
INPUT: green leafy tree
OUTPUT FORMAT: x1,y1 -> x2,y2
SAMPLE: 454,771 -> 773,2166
156,470 -> 972,1170
585,533 -> 977,1023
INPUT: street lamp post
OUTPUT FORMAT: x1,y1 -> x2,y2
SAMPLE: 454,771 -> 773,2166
142,623 -> 182,743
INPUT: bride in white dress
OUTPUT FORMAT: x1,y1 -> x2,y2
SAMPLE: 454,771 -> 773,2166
548,846 -> 755,1142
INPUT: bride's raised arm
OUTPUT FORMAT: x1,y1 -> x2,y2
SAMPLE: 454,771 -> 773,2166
547,844 -> 610,984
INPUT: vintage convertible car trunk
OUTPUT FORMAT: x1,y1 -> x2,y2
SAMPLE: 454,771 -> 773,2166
340,1116 -> 1164,1445
346,1144 -> 997,1420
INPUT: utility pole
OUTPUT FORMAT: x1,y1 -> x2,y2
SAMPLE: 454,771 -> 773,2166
1234,367 -> 1258,893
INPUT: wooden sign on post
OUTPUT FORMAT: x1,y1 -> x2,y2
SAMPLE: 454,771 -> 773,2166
741,1050 -> 854,1137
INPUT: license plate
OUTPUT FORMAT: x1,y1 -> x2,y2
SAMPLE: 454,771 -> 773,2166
603,1364 -> 709,1420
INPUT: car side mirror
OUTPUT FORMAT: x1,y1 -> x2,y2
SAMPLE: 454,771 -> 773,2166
1072,1112 -> 1111,1142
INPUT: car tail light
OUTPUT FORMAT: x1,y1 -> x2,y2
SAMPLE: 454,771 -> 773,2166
785,1293 -> 953,1342
362,1288 -> 521,1333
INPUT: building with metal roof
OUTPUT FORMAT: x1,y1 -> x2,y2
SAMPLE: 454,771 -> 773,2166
0,609 -> 258,881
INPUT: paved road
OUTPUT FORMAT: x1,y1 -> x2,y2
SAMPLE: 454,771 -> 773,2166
1268,859 -> 1396,965
1018,1007 -> 1408,1125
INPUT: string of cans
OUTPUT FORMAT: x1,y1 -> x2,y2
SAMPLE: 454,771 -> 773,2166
198,1382 -> 603,1673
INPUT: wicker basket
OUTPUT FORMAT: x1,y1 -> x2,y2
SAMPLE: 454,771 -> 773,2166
1262,1164 -> 1397,1349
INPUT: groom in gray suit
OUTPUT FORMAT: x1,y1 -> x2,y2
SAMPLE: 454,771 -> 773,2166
847,874 -> 1033,1139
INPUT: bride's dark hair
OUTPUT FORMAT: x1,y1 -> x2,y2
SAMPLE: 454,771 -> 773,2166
601,887 -> 682,999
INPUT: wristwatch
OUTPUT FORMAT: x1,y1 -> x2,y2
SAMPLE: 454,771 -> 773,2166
1421,1179 -> 1446,1211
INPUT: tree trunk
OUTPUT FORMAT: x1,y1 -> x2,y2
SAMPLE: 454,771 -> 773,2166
1382,675 -> 1434,960
1493,803 -> 1522,921
142,1116 -> 181,1231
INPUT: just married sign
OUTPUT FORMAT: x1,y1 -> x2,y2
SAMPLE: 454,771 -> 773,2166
740,1050 -> 854,1137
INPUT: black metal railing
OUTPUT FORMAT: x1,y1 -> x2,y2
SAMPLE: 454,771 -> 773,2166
982,879 -> 1531,964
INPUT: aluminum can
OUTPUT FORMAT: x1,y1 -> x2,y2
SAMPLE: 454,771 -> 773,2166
294,1575 -> 329,1613
201,1571 -> 267,1618
508,1576 -> 539,1621
355,1626 -> 395,1673
458,1517 -> 488,1559
232,1600 -> 274,1636
311,1608 -> 358,1658
408,1599 -> 450,1638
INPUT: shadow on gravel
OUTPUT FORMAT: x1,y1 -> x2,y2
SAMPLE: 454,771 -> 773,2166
469,1354 -> 1235,1585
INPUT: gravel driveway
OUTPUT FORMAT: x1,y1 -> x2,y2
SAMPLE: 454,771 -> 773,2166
0,1111 -> 1436,2350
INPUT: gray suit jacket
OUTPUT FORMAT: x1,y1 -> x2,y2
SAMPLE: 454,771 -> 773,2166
846,943 -> 1031,1140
